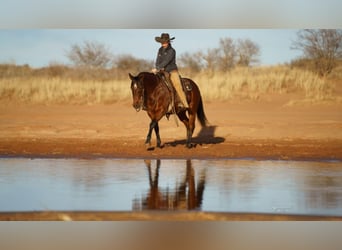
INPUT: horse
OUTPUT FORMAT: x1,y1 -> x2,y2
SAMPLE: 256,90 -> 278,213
132,159 -> 206,210
129,71 -> 208,148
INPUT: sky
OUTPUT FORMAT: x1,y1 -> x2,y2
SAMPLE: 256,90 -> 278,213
0,29 -> 303,68
1,0 -> 341,28
0,0 -> 341,68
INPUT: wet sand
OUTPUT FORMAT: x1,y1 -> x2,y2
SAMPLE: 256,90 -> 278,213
1,211 -> 341,221
1,137 -> 341,161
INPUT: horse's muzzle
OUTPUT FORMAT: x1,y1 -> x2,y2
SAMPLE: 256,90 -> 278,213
132,96 -> 144,112
133,103 -> 142,112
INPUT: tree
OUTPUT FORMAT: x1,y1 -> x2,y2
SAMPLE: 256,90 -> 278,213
292,29 -> 342,76
177,37 -> 260,74
66,40 -> 113,68
218,37 -> 236,71
201,48 -> 220,73
236,39 -> 260,67
178,52 -> 203,73
113,54 -> 153,72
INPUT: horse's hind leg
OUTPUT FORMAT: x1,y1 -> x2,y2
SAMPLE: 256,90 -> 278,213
177,111 -> 194,148
186,113 -> 197,148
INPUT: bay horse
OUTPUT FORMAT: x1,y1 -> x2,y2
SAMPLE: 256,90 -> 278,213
129,72 -> 208,148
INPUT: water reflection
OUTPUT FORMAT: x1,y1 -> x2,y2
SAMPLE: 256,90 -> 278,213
298,168 -> 342,213
132,159 -> 206,210
0,158 -> 341,215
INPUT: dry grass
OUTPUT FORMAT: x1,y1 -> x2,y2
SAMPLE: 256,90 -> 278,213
0,64 -> 339,105
0,77 -> 130,105
190,65 -> 334,102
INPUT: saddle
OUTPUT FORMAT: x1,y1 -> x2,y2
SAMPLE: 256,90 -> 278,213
157,71 -> 192,119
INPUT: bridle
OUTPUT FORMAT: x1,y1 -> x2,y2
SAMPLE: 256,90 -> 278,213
132,79 -> 145,112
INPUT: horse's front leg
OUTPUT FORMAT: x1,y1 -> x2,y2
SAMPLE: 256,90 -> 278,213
145,120 -> 156,146
145,120 -> 161,148
154,122 -> 162,148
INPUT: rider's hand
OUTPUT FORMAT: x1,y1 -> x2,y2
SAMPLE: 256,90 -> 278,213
151,68 -> 158,74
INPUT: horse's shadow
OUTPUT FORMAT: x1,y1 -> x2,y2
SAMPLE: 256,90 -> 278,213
166,125 -> 225,147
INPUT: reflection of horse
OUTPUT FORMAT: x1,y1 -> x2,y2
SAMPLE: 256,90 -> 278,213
132,159 -> 206,210
129,72 -> 208,148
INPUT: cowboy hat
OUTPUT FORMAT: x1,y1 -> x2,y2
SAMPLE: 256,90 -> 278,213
155,33 -> 175,43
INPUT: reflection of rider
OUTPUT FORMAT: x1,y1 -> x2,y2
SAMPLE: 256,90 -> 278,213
152,33 -> 189,110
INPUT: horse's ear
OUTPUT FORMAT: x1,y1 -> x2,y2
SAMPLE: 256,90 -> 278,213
128,73 -> 135,80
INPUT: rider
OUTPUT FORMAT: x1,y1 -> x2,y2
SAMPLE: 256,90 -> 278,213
152,33 -> 189,111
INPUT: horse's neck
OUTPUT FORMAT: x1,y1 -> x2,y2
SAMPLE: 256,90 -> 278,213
142,74 -> 160,94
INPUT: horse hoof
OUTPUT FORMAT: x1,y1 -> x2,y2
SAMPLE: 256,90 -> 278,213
146,144 -> 154,151
145,141 -> 153,150
186,143 -> 193,149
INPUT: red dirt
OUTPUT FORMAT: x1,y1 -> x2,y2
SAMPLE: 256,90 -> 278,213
1,96 -> 341,161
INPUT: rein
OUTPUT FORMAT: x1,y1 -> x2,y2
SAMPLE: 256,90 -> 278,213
139,85 -> 145,111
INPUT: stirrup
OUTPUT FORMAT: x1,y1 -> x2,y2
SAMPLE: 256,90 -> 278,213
176,104 -> 188,113
166,103 -> 175,120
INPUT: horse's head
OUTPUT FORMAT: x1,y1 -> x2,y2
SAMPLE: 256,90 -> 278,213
129,73 -> 144,112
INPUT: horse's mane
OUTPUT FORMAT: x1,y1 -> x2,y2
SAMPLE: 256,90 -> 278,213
137,71 -> 155,78
137,72 -> 160,87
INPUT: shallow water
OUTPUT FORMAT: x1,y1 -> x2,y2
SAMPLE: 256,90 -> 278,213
0,158 -> 341,216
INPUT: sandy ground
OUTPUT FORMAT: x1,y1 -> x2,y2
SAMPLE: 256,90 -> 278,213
0,95 -> 342,161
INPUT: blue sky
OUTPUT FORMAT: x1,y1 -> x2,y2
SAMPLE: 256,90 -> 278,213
0,1 -> 341,68
0,29 -> 303,67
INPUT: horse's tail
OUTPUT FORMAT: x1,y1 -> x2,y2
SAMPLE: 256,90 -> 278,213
197,95 -> 209,127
